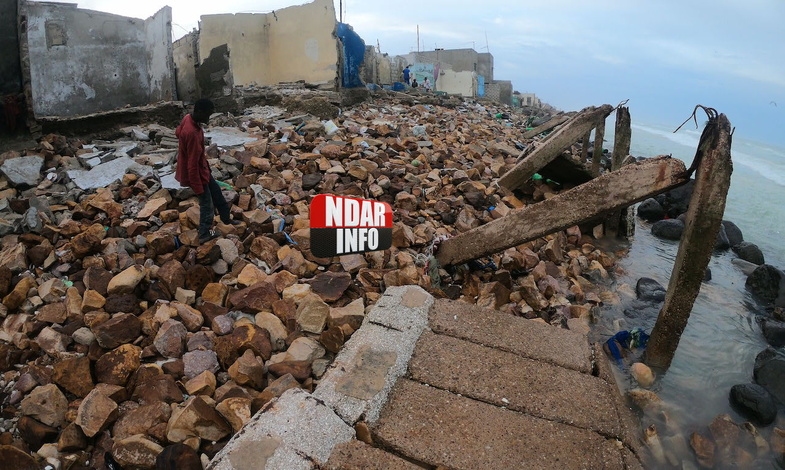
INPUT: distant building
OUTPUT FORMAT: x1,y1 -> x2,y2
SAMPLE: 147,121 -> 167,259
514,92 -> 542,108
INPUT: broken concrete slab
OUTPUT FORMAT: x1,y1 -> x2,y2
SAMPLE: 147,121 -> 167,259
0,156 -> 44,187
205,128 -> 259,148
522,114 -> 571,139
437,156 -> 689,267
499,105 -> 614,190
207,388 -> 354,470
67,157 -> 153,190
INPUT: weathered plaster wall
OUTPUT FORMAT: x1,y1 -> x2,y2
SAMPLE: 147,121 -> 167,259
25,2 -> 174,118
173,31 -> 200,101
144,7 -> 175,102
198,0 -> 338,88
485,80 -> 513,106
478,52 -> 493,82
437,70 -> 475,97
0,0 -> 22,95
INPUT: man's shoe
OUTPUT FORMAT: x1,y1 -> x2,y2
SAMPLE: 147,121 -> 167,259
199,230 -> 220,244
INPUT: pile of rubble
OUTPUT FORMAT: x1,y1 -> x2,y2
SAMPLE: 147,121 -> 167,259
0,92 -> 620,469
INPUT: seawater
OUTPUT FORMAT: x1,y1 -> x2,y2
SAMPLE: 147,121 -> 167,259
592,121 -> 785,462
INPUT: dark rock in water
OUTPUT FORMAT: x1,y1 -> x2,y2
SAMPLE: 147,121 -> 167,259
655,179 -> 694,218
714,224 -> 730,251
722,220 -> 744,247
729,383 -> 777,426
636,277 -> 666,302
704,268 -> 712,282
637,198 -> 665,222
733,242 -> 765,265
754,348 -> 785,403
651,219 -> 684,240
623,299 -> 661,319
746,264 -> 785,306
761,319 -> 785,347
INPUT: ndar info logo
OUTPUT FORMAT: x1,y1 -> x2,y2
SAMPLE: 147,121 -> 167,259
310,195 -> 393,258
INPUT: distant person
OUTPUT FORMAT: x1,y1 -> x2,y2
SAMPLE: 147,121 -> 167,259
175,98 -> 237,244
423,77 -> 432,92
402,65 -> 411,85
411,78 -> 418,88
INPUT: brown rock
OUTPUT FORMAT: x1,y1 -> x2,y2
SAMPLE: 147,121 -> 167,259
0,265 -> 11,296
20,383 -> 68,427
37,302 -> 67,323
196,241 -> 221,265
328,298 -> 365,330
157,260 -> 186,297
81,289 -> 106,313
95,344 -> 142,386
340,254 -> 368,274
170,302 -> 204,331
53,356 -> 94,397
76,388 -> 118,437
0,445 -> 39,470
268,360 -> 312,381
268,270 -> 298,293
3,276 -> 36,311
107,265 -> 145,296
250,236 -> 280,268
228,281 -> 279,313
476,281 -> 512,310
310,271 -> 353,302
296,296 -> 330,334
166,396 -> 231,443
57,422 -> 88,452
154,319 -> 187,358
255,374 -> 300,409
92,313 -> 141,349
112,434 -> 164,469
132,374 -> 183,405
36,326 -> 71,356
105,293 -> 141,314
138,197 -> 169,219
216,397 -> 252,433
38,278 -> 66,303
17,415 -> 58,450
113,401 -> 171,440
83,266 -> 113,296
228,349 -> 266,389
320,326 -> 349,354
690,432 -> 716,469
214,324 -> 273,369
184,264 -> 213,295
237,263 -> 267,287
184,370 -> 217,396
71,223 -> 107,258
155,443 -> 202,470
201,283 -> 229,306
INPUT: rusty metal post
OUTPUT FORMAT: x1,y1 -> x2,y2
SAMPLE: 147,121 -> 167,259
644,113 -> 734,370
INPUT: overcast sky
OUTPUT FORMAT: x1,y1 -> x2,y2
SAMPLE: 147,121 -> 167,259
65,0 -> 785,146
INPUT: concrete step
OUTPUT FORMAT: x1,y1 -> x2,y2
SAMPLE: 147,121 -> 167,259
373,379 -> 626,470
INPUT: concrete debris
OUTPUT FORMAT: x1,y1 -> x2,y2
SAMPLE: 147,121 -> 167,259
0,87 -> 643,467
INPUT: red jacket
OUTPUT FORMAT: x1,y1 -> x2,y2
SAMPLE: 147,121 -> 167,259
175,114 -> 211,194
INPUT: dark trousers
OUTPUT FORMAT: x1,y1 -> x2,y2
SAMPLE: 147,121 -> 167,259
198,177 -> 231,238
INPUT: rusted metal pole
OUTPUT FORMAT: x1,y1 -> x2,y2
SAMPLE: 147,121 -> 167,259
437,157 -> 689,267
644,113 -> 734,370
591,117 -> 606,176
498,105 -> 614,191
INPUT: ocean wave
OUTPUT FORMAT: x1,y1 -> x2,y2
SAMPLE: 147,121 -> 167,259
631,123 -> 702,151
733,150 -> 785,187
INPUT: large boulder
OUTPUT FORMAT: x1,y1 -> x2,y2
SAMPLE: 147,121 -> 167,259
655,179 -> 694,218
733,242 -> 765,265
637,198 -> 665,222
722,220 -> 744,247
636,277 -> 666,302
746,264 -> 785,307
761,319 -> 785,347
714,224 -> 730,251
753,348 -> 785,403
651,219 -> 684,241
729,384 -> 776,426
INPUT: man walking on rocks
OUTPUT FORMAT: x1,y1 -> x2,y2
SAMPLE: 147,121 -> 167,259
175,98 -> 236,243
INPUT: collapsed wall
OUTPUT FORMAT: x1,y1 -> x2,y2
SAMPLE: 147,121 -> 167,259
23,2 -> 174,118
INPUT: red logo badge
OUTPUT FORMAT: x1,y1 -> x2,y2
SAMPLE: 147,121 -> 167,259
310,195 -> 393,258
